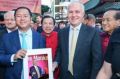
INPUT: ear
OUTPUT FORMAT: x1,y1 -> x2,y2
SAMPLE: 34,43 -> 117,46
30,18 -> 32,21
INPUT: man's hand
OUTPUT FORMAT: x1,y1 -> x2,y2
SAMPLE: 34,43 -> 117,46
14,49 -> 27,60
52,61 -> 58,72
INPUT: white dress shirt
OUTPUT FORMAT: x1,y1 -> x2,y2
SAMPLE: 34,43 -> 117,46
19,28 -> 32,49
11,28 -> 32,62
69,24 -> 82,55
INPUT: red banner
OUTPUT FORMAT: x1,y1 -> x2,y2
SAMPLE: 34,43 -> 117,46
0,0 -> 41,13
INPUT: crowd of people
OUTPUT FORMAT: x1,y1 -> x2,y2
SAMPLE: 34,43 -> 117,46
0,1 -> 120,79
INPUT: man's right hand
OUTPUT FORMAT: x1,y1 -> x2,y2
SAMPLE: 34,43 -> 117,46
14,49 -> 27,60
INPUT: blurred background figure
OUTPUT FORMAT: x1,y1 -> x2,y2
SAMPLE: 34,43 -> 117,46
84,14 -> 96,27
96,23 -> 102,30
84,14 -> 102,32
41,15 -> 59,79
31,20 -> 37,30
0,15 -> 5,32
55,21 -> 67,32
36,14 -> 42,27
58,21 -> 66,29
36,14 -> 43,33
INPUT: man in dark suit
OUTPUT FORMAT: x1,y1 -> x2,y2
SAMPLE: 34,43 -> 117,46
29,59 -> 45,79
0,11 -> 17,44
0,7 -> 45,79
53,1 -> 102,79
0,11 -> 17,79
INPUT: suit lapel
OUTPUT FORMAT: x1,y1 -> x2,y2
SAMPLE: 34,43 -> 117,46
12,30 -> 21,50
32,30 -> 35,49
74,24 -> 87,56
63,27 -> 70,61
32,30 -> 38,49
4,29 -> 8,33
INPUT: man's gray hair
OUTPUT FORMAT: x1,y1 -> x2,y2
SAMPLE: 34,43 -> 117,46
68,1 -> 85,12
4,11 -> 15,19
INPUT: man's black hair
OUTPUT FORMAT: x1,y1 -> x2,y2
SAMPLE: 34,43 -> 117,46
14,6 -> 32,17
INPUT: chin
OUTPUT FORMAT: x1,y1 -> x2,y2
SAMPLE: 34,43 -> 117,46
46,31 -> 52,33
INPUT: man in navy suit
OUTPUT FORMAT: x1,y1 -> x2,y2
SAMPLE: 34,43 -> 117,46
0,11 -> 17,79
29,59 -> 45,79
0,7 -> 45,79
53,1 -> 103,79
0,11 -> 17,45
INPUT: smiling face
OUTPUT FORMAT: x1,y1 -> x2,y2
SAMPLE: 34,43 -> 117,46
42,17 -> 55,35
67,2 -> 85,28
4,11 -> 16,31
15,8 -> 32,32
102,10 -> 119,34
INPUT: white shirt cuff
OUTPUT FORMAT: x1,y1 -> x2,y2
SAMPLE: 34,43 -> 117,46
11,54 -> 17,62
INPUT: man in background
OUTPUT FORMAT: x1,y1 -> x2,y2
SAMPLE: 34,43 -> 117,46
36,14 -> 43,33
0,11 -> 17,41
0,11 -> 17,79
84,14 -> 96,27
84,14 -> 102,32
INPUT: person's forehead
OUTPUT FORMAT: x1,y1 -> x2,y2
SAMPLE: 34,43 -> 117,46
16,9 -> 29,14
5,14 -> 14,19
104,11 -> 116,16
4,12 -> 14,18
69,4 -> 80,9
68,4 -> 84,12
69,2 -> 82,8
43,18 -> 53,21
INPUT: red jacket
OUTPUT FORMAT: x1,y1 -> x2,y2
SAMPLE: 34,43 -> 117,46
42,31 -> 58,61
100,32 -> 110,56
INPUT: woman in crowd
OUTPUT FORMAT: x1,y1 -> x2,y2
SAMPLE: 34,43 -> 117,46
97,10 -> 120,79
41,15 -> 59,79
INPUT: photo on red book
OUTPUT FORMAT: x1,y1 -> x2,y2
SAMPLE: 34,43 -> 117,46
23,48 -> 53,79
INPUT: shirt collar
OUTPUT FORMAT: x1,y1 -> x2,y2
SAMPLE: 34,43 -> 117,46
70,23 -> 82,31
18,28 -> 32,36
7,29 -> 12,33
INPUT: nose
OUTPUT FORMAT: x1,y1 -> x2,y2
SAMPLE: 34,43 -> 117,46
21,16 -> 25,20
7,20 -> 12,24
102,20 -> 107,25
71,12 -> 76,17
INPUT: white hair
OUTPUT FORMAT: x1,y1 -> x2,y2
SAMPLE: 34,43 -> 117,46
4,11 -> 15,19
68,1 -> 85,12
